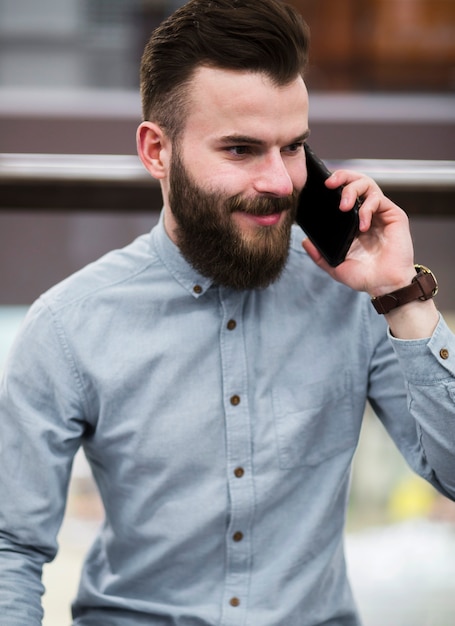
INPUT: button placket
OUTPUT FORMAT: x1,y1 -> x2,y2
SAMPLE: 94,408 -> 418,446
218,290 -> 254,625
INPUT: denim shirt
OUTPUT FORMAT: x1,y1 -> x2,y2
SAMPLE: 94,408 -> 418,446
1,214 -> 455,626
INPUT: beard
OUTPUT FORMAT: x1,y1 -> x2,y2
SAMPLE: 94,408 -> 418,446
168,149 -> 298,290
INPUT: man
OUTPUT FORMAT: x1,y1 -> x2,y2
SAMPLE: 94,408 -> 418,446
1,1 -> 454,624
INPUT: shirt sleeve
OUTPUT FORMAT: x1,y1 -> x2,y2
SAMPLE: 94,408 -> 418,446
387,314 -> 455,496
0,299 -> 84,624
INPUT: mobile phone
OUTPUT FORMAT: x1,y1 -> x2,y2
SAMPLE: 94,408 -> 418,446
296,143 -> 360,267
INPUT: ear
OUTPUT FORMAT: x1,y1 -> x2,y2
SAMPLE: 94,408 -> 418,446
136,121 -> 170,180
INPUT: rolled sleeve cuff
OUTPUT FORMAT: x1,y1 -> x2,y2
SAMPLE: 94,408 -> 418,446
388,314 -> 455,383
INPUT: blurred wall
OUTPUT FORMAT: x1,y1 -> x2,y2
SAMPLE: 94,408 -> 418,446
0,0 -> 454,308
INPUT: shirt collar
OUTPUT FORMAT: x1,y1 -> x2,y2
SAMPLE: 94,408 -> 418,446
151,210 -> 213,298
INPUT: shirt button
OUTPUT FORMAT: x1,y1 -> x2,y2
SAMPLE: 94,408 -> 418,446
233,531 -> 244,542
227,319 -> 237,331
230,395 -> 241,406
193,284 -> 202,294
230,597 -> 240,607
440,348 -> 449,360
234,467 -> 245,478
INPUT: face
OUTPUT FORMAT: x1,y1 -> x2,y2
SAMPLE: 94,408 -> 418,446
165,67 -> 310,290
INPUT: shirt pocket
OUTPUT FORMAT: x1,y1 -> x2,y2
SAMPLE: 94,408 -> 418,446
272,370 -> 357,469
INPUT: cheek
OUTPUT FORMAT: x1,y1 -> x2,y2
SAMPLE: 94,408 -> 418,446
289,160 -> 308,193
200,165 -> 251,199
180,146 -> 239,195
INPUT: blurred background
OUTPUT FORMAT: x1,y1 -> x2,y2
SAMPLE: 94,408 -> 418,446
1,1 -> 455,624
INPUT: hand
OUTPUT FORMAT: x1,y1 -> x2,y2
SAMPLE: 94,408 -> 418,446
301,169 -> 417,297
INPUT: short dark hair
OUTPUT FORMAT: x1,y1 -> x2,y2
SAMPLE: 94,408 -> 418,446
140,0 -> 310,139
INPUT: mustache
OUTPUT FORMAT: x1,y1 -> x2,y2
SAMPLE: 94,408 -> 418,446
227,190 -> 299,216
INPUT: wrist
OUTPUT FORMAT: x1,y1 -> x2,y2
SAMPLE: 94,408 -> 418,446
386,298 -> 440,340
371,265 -> 438,315
369,269 -> 417,299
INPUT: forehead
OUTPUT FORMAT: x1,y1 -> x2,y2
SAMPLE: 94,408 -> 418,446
182,66 -> 309,142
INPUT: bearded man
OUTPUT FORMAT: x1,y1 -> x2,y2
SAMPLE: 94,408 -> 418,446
1,1 -> 454,625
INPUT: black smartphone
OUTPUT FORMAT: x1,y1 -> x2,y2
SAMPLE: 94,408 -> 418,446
296,143 -> 360,267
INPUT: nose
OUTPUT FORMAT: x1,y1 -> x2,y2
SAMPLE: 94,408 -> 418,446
253,151 -> 294,197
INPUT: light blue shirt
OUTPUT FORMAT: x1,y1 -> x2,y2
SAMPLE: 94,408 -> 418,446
1,214 -> 455,625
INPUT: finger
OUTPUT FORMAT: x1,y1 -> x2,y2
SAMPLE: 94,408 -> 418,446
356,191 -> 382,232
327,170 -> 382,197
327,169 -> 379,188
359,191 -> 408,233
301,237 -> 323,264
325,171 -> 381,215
301,238 -> 333,273
325,170 -> 394,234
325,169 -> 366,189
357,202 -> 373,233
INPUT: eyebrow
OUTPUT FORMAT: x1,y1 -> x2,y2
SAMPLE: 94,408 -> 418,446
218,129 -> 311,146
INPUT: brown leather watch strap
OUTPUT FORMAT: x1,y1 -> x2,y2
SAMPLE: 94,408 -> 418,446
371,265 -> 438,314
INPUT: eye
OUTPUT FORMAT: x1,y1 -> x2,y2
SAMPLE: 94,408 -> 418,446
226,145 -> 252,157
283,142 -> 304,154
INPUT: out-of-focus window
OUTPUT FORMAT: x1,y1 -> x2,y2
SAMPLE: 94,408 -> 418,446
1,0 -> 454,93
290,0 -> 455,92
0,0 -> 184,90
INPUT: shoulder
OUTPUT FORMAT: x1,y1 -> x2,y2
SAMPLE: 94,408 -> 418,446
40,231 -> 159,315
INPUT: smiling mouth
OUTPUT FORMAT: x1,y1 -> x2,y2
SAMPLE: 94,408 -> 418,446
234,211 -> 283,227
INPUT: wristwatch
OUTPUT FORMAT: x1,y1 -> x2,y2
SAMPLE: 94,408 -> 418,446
371,264 -> 438,314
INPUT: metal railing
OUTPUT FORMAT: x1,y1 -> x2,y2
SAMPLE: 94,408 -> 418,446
1,153 -> 454,215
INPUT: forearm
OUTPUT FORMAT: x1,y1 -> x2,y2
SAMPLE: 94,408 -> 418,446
385,298 -> 440,340
0,300 -> 82,624
0,542 -> 46,625
389,314 -> 455,496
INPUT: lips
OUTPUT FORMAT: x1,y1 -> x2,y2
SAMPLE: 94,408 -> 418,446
234,210 -> 283,227
247,212 -> 282,226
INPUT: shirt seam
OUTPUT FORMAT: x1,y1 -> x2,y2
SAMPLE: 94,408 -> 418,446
40,299 -> 92,419
42,257 -> 159,314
